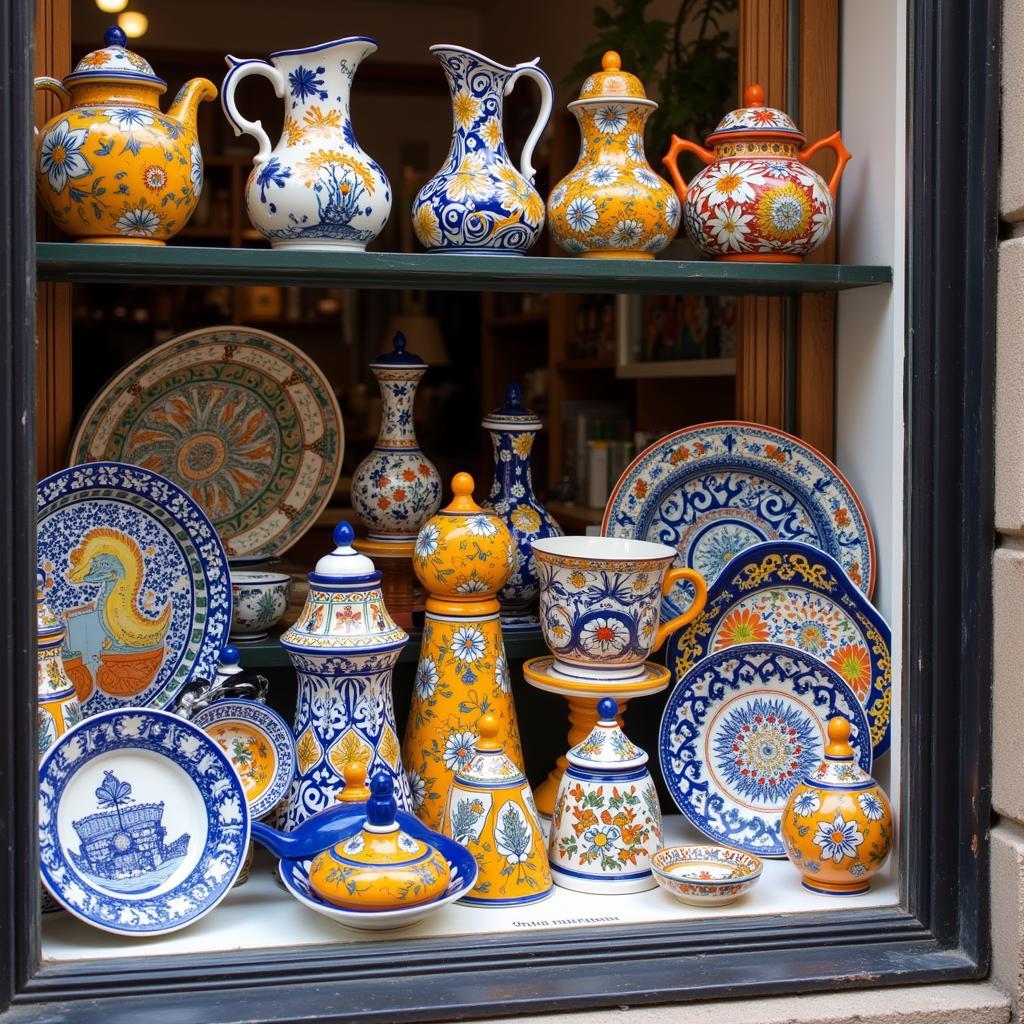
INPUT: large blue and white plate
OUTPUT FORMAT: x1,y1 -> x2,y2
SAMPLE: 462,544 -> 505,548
39,707 -> 250,935
193,699 -> 296,820
37,462 -> 231,716
659,643 -> 872,858
666,540 -> 893,758
278,834 -> 477,931
602,421 -> 875,617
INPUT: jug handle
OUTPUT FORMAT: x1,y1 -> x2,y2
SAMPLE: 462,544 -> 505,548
33,77 -> 71,134
652,567 -> 708,653
505,60 -> 553,184
222,56 -> 285,165
662,136 -> 716,201
797,130 -> 852,199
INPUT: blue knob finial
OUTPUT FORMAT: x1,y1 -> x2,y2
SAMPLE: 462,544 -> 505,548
393,331 -> 406,354
333,520 -> 355,549
506,382 -> 522,408
104,25 -> 127,48
366,771 -> 396,827
597,697 -> 618,721
220,645 -> 241,666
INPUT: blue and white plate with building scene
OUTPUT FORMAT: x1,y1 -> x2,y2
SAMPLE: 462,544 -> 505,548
37,462 -> 232,716
193,698 -> 297,820
601,421 -> 875,617
39,707 -> 250,935
659,643 -> 872,859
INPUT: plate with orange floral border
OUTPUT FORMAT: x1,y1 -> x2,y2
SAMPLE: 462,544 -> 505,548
602,421 -> 875,619
665,540 -> 892,759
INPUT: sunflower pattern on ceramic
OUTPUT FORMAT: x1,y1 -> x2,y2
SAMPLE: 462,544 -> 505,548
663,83 -> 851,262
548,51 -> 679,258
412,45 -> 552,254
404,473 -> 524,829
34,26 -> 215,243
780,716 -> 893,895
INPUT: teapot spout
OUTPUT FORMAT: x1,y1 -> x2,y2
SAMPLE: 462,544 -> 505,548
168,77 -> 217,129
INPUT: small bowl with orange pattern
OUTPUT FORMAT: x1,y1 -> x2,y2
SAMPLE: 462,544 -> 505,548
651,845 -> 762,907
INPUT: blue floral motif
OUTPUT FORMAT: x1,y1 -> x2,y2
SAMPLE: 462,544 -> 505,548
39,118 -> 92,193
288,64 -> 327,105
255,157 -> 291,213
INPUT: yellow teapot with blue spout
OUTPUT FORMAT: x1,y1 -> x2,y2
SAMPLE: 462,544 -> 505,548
34,26 -> 216,244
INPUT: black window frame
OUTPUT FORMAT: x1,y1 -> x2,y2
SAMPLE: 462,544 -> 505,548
0,0 -> 998,1019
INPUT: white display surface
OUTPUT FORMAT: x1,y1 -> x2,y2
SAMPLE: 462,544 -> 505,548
41,815 -> 897,963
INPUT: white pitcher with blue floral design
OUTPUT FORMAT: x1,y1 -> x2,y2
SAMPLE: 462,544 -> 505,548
412,45 -> 552,255
222,37 -> 391,250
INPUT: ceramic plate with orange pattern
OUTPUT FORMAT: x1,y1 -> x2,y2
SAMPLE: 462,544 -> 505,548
665,540 -> 892,759
193,698 -> 296,819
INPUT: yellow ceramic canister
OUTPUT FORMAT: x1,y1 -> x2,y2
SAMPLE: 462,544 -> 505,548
308,772 -> 451,911
780,716 -> 894,896
36,571 -> 82,758
547,51 -> 680,259
442,715 -> 552,907
403,473 -> 524,829
34,25 -> 216,244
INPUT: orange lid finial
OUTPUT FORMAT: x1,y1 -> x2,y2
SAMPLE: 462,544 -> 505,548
601,50 -> 621,71
744,83 -> 766,108
444,472 -> 481,514
476,714 -> 501,751
337,760 -> 372,803
825,716 -> 854,758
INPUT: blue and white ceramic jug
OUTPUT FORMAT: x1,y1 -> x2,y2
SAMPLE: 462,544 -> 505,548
222,37 -> 391,250
280,522 -> 411,830
412,45 -> 552,255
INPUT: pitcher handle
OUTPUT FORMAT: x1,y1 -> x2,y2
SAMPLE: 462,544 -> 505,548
652,567 -> 708,652
797,130 -> 852,199
505,59 -> 553,184
34,77 -> 71,135
222,56 -> 285,165
662,135 -> 716,201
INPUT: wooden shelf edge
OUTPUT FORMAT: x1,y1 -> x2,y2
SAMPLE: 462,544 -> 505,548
616,357 -> 737,379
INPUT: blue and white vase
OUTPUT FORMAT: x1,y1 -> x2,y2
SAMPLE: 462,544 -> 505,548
280,521 -> 411,830
222,36 -> 391,250
412,45 -> 552,255
482,384 -> 562,631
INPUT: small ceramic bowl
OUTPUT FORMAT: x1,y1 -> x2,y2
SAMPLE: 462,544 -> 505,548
230,570 -> 292,640
651,845 -> 762,907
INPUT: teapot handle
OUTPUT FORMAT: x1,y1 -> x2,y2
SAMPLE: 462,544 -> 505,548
222,56 -> 285,165
662,135 -> 716,201
798,130 -> 852,199
34,77 -> 71,135
505,60 -> 553,184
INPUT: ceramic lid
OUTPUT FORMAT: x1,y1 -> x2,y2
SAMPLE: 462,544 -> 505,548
572,50 -> 653,107
212,645 -> 244,685
36,571 -> 64,643
337,761 -> 372,804
455,715 -> 527,787
65,25 -> 167,91
370,331 -> 428,370
481,383 -> 542,433
706,83 -> 805,144
313,521 -> 376,578
567,697 -> 648,770
803,717 -> 873,789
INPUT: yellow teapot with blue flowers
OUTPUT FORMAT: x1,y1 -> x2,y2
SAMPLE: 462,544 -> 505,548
34,26 -> 216,244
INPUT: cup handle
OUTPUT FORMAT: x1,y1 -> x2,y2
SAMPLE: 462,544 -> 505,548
652,567 -> 708,652
797,130 -> 852,199
662,136 -> 716,201
505,59 -> 553,184
222,56 -> 285,165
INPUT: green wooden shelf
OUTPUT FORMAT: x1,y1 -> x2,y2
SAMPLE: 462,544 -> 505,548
36,242 -> 892,295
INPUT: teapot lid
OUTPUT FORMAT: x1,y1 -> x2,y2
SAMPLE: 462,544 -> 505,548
706,83 -> 804,144
572,50 -> 654,108
481,383 -> 542,433
567,698 -> 648,770
65,26 -> 167,91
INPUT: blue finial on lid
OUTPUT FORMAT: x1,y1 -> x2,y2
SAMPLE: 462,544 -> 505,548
597,697 -> 618,722
505,382 -> 523,409
333,520 -> 355,548
482,381 -> 541,430
37,568 -> 46,590
393,331 -> 406,355
366,771 -> 397,827
220,645 -> 241,666
371,331 -> 427,367
104,25 -> 127,48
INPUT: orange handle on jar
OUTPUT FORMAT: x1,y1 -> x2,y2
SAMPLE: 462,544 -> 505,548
652,567 -> 708,652
662,136 -> 716,202
797,130 -> 852,199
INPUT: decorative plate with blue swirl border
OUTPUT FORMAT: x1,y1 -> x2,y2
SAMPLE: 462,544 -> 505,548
38,707 -> 250,935
601,421 -> 875,618
278,835 -> 478,931
37,462 -> 231,716
665,540 -> 893,758
192,698 -> 296,820
659,643 -> 872,858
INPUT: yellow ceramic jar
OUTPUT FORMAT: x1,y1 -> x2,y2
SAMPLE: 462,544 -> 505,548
308,772 -> 451,911
547,51 -> 680,259
780,717 -> 894,896
34,26 -> 216,244
36,572 -> 82,758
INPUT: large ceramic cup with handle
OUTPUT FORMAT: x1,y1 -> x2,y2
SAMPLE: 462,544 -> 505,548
532,536 -> 706,682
